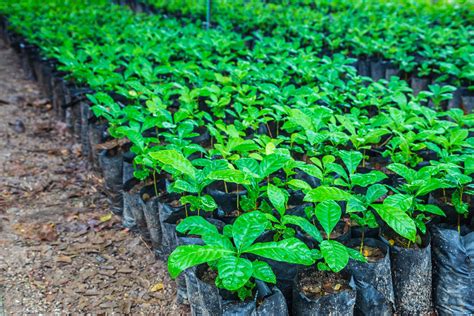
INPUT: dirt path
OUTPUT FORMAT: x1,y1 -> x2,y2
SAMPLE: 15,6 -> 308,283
0,41 -> 187,314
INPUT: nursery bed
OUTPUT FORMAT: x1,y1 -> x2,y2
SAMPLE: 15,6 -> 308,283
0,1 -> 473,315
0,41 -> 187,315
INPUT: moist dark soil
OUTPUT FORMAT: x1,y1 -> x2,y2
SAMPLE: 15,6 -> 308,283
352,245 -> 385,262
199,266 -> 218,285
382,229 -> 422,249
298,269 -> 351,299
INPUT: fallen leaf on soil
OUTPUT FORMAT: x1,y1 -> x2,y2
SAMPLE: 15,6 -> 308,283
100,213 -> 112,223
37,223 -> 59,241
149,283 -> 164,292
56,255 -> 72,264
30,98 -> 50,107
13,222 -> 58,241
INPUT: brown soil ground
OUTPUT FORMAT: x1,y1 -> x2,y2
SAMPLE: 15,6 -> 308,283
0,41 -> 188,314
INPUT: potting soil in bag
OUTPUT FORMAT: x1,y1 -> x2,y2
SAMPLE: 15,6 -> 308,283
387,233 -> 433,315
292,268 -> 356,316
431,224 -> 474,315
159,197 -> 215,255
345,238 -> 394,316
185,266 -> 288,316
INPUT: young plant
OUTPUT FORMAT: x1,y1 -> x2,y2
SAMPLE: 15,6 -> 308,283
381,163 -> 453,244
346,184 -> 387,252
265,183 -> 323,242
312,200 -> 367,272
168,212 -> 314,300
332,151 -> 387,191
149,149 -> 219,214
434,155 -> 474,233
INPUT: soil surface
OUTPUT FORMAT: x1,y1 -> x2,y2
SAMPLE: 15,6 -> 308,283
298,269 -> 351,299
0,41 -> 188,314
352,245 -> 385,262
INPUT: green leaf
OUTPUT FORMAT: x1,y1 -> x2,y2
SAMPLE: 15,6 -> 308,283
449,129 -> 468,146
315,200 -> 341,238
383,194 -> 413,211
416,178 -> 450,197
252,260 -> 276,284
259,154 -> 289,178
217,256 -> 253,291
418,204 -> 445,216
304,186 -> 352,202
180,195 -> 217,212
244,238 -> 313,265
287,179 -> 312,192
372,204 -> 417,242
346,197 -> 366,213
392,92 -> 407,107
207,169 -> 250,185
150,150 -> 195,178
387,163 -> 415,182
464,156 -> 474,175
200,195 -> 218,211
168,245 -> 234,278
233,211 -> 268,252
235,158 -> 260,176
296,164 -> 323,180
320,240 -> 349,272
366,184 -> 387,204
340,151 -> 363,174
176,216 -> 218,236
267,184 -> 288,217
346,247 -> 368,263
173,179 -> 199,193
282,215 -> 323,242
351,171 -> 387,187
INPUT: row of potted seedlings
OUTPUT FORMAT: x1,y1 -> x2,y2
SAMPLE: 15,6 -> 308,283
1,1 -> 473,315
130,0 -> 474,112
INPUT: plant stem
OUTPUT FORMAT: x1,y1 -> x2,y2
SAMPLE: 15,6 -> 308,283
458,214 -> 461,235
266,122 -> 273,138
359,228 -> 365,255
236,184 -> 240,211
153,170 -> 159,197
224,181 -> 229,194
198,192 -> 201,216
